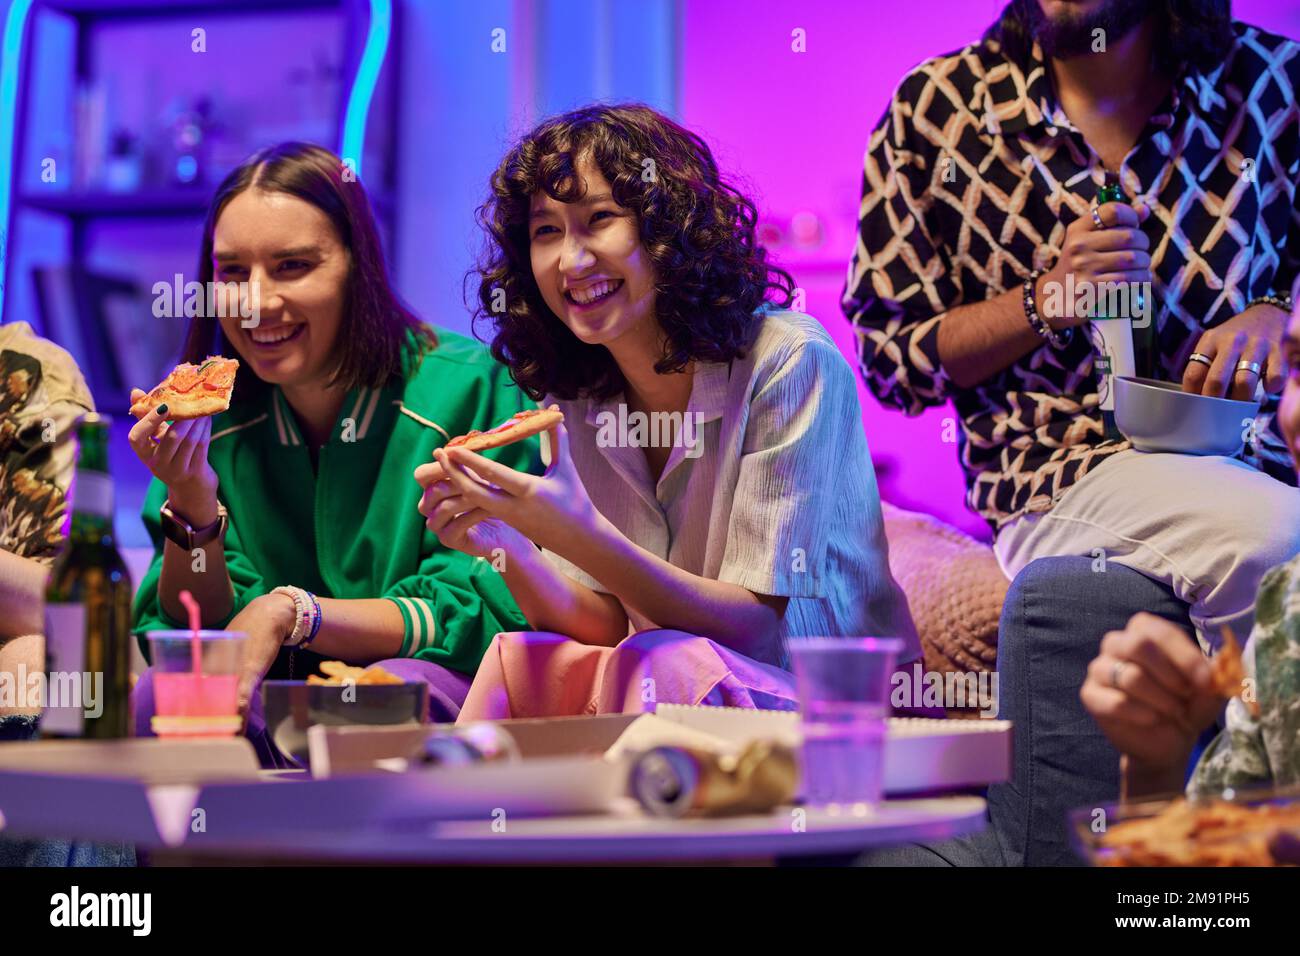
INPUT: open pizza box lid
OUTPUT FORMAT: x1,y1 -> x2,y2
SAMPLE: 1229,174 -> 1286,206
0,737 -> 263,847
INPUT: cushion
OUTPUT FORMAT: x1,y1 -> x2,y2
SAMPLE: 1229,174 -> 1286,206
881,502 -> 1007,714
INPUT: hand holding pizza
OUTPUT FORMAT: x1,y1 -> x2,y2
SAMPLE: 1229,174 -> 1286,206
426,419 -> 602,556
125,358 -> 237,522
127,389 -> 219,521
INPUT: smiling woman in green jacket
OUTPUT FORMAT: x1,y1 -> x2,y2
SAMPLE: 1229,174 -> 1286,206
129,142 -> 537,760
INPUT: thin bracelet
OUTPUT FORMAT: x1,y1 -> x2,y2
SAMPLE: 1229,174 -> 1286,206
301,590 -> 322,649
1023,269 -> 1073,349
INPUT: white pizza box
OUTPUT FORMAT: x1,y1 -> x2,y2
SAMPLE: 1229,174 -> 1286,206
0,737 -> 262,846
314,706 -> 1012,795
0,709 -> 1011,847
0,737 -> 628,847
651,705 -> 1012,795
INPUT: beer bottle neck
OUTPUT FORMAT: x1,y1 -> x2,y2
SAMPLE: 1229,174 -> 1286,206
68,467 -> 116,546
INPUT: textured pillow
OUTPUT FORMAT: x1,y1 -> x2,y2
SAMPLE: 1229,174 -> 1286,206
880,502 -> 1008,715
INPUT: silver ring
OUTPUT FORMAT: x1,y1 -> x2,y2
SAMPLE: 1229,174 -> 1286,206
1235,360 -> 1262,378
1110,660 -> 1127,689
1091,204 -> 1105,229
1187,352 -> 1213,368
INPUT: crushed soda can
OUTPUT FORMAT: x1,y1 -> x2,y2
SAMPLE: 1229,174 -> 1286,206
629,740 -> 798,818
414,722 -> 521,767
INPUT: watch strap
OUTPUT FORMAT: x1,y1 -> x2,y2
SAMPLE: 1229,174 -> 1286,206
160,499 -> 228,549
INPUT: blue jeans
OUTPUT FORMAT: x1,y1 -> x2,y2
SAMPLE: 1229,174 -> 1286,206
860,555 -> 1193,866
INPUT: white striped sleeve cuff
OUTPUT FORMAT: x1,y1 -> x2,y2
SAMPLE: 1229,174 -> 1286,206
385,596 -> 438,656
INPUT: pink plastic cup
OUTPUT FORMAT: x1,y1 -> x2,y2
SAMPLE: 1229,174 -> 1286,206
147,630 -> 246,737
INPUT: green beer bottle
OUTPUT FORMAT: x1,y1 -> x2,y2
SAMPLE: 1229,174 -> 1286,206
1091,173 -> 1138,441
1096,176 -> 1125,210
43,414 -> 133,738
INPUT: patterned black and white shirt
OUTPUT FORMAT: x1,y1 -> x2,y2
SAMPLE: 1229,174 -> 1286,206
842,22 -> 1300,531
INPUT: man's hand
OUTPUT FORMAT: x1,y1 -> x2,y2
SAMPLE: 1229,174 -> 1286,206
1038,201 -> 1153,328
1080,612 -> 1223,772
1181,304 -> 1286,401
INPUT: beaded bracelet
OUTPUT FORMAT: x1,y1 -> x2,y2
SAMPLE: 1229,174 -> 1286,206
1023,269 -> 1073,349
1245,293 -> 1293,314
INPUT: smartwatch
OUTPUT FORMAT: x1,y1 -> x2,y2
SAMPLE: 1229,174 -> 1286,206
160,499 -> 229,549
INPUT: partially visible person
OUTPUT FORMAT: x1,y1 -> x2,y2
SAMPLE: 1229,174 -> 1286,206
0,321 -> 133,866
416,104 -> 918,719
842,0 -> 1300,649
1081,291 -> 1300,802
128,143 -> 539,763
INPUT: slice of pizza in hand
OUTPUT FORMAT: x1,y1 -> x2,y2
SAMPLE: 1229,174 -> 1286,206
130,356 -> 240,420
445,405 -> 564,453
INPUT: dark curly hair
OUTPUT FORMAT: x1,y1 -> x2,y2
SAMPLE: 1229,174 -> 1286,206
183,141 -> 433,406
470,103 -> 796,402
986,0 -> 1234,76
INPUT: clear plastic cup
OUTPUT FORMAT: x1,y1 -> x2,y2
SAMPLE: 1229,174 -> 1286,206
790,636 -> 904,808
146,630 -> 246,737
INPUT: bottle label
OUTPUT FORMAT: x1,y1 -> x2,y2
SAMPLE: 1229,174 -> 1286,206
72,472 -> 114,519
1089,317 -> 1136,413
43,602 -> 88,736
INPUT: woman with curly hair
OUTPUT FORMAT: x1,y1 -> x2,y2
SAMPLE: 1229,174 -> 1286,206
415,103 -> 918,717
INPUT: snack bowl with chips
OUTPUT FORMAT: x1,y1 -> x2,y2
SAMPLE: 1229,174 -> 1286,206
1071,784 -> 1300,867
262,661 -> 428,769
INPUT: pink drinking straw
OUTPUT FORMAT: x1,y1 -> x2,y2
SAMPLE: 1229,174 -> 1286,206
178,590 -> 202,684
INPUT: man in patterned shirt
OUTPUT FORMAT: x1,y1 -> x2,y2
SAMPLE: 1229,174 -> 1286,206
1081,290 -> 1300,821
843,0 -> 1300,647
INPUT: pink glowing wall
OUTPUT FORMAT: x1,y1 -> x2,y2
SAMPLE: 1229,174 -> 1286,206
679,0 -> 1300,540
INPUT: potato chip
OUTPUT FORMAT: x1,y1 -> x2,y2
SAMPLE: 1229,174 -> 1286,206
306,660 -> 404,686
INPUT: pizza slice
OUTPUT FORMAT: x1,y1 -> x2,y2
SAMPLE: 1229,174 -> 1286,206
445,405 -> 564,452
130,356 -> 240,420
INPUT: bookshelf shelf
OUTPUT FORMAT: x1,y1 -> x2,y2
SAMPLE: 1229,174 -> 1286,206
20,189 -> 212,219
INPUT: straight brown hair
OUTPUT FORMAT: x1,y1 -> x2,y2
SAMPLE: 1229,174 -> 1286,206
181,141 -> 433,404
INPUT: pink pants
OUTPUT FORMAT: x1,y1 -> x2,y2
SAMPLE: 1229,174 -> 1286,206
456,630 -> 799,722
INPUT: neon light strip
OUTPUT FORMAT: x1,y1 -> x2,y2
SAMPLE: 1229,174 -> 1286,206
339,0 -> 392,181
0,0 -> 36,321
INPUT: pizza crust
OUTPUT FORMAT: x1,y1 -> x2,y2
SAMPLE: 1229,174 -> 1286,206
445,405 -> 564,452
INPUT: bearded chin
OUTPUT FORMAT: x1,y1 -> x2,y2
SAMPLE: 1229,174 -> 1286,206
1025,0 -> 1153,59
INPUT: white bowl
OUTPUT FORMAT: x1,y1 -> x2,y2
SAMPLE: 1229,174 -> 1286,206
1114,376 -> 1260,457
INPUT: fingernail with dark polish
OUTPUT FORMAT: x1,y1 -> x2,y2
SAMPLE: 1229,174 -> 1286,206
157,404 -> 168,415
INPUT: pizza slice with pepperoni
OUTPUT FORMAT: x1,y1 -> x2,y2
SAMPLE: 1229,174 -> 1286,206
129,356 -> 240,420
